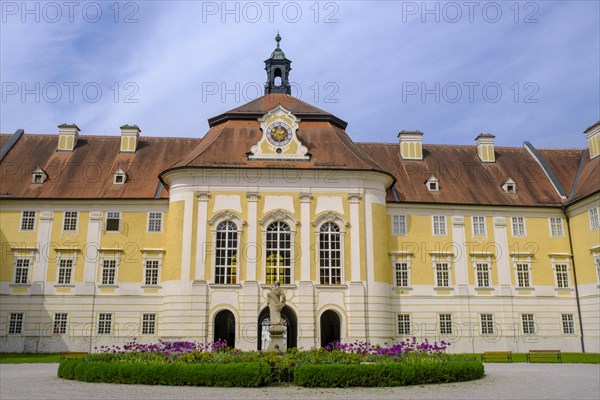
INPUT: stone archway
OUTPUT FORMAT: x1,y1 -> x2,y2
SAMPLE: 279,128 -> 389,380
320,310 -> 341,348
213,310 -> 235,348
257,305 -> 297,350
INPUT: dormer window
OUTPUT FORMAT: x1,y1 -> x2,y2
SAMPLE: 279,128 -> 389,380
113,169 -> 127,185
503,178 -> 516,194
426,175 -> 439,192
32,167 -> 47,184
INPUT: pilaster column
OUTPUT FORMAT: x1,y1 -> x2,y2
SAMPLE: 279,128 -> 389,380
299,193 -> 312,282
348,193 -> 361,282
82,212 -> 102,292
452,216 -> 468,294
246,192 -> 259,281
194,191 -> 210,282
31,211 -> 53,294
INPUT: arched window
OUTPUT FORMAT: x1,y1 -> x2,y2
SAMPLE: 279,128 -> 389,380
319,223 -> 341,285
215,221 -> 238,284
266,221 -> 291,284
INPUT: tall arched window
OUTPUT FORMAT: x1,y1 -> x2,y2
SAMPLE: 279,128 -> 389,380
266,221 -> 291,284
319,222 -> 341,285
215,221 -> 238,284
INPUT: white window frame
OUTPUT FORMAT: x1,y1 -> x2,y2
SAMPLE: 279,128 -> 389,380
105,211 -> 121,232
511,216 -> 526,237
209,212 -> 244,286
392,214 -> 407,236
561,313 -> 575,335
20,211 -> 36,231
548,217 -> 564,237
260,210 -> 297,285
393,258 -> 411,288
99,255 -> 119,286
434,262 -> 451,288
147,212 -> 163,233
553,262 -> 570,289
521,313 -> 535,335
97,313 -> 113,335
142,255 -> 162,287
439,313 -> 453,335
474,261 -> 491,288
589,207 -> 600,230
56,252 -> 76,285
472,216 -> 486,237
426,175 -> 439,192
594,255 -> 600,285
313,212 -> 347,286
141,313 -> 156,335
514,261 -> 532,289
113,169 -> 127,184
317,222 -> 344,285
13,254 -> 33,285
62,211 -> 79,232
480,313 -> 494,335
397,314 -> 411,336
53,313 -> 68,335
8,312 -> 24,334
432,215 -> 447,236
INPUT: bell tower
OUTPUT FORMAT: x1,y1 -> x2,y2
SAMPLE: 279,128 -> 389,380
264,33 -> 292,95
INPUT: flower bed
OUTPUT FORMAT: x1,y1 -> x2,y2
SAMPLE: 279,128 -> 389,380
57,338 -> 484,387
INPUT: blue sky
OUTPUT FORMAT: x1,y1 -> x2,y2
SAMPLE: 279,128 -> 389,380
1,1 -> 599,148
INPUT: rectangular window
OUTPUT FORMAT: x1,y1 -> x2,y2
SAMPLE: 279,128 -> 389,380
472,216 -> 486,236
63,211 -> 78,232
97,313 -> 112,335
435,263 -> 450,287
516,263 -> 531,288
394,261 -> 409,287
522,314 -> 535,335
432,215 -> 447,236
595,256 -> 600,283
397,314 -> 411,336
57,258 -> 73,285
14,258 -> 30,284
549,217 -> 563,237
20,211 -> 36,231
141,313 -> 156,335
144,259 -> 160,286
561,314 -> 575,335
511,217 -> 526,236
101,259 -> 117,285
392,215 -> 407,235
590,207 -> 600,230
53,313 -> 68,335
147,212 -> 162,232
8,313 -> 24,334
476,263 -> 490,288
481,314 -> 494,335
106,211 -> 120,232
555,264 -> 569,288
439,313 -> 452,335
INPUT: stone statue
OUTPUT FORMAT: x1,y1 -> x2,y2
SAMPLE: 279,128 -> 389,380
267,281 -> 286,325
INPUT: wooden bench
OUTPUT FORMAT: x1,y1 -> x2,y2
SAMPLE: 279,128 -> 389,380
481,351 -> 513,363
526,350 -> 562,363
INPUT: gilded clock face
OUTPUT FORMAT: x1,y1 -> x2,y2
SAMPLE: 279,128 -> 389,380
266,122 -> 292,146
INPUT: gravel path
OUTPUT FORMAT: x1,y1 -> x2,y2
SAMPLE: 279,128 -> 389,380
1,363 -> 599,400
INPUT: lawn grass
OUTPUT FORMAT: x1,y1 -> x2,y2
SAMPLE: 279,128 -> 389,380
0,353 -> 87,364
454,353 -> 600,364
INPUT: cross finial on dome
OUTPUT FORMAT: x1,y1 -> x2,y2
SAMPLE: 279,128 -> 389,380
275,32 -> 281,48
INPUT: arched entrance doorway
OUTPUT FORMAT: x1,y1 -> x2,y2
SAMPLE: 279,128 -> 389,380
320,310 -> 340,348
257,306 -> 297,350
213,310 -> 235,347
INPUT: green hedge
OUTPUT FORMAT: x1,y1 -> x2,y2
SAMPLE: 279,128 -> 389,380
294,360 -> 484,387
58,359 -> 271,387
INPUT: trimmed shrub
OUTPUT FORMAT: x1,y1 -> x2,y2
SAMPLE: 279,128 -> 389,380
58,359 -> 271,387
294,360 -> 484,387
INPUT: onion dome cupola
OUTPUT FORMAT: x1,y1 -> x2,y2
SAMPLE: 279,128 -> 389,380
264,33 -> 292,95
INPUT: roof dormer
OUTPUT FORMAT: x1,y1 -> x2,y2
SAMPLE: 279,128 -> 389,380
120,125 -> 141,153
57,123 -> 80,151
113,168 -> 127,184
502,178 -> 516,194
32,167 -> 47,184
398,130 -> 423,160
584,121 -> 600,159
475,133 -> 495,162
426,175 -> 439,192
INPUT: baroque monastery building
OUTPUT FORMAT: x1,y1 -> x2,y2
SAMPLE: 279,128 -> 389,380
1,36 -> 599,353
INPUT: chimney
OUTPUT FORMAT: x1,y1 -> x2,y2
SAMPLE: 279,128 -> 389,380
57,123 -> 80,151
398,130 -> 423,160
476,133 -> 495,162
584,121 -> 600,159
120,125 -> 141,153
